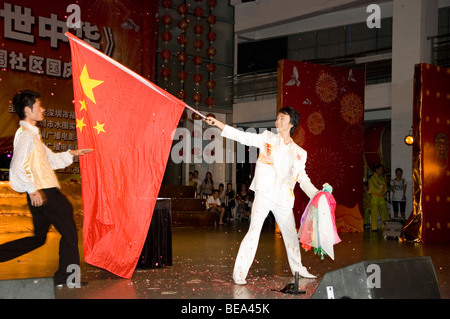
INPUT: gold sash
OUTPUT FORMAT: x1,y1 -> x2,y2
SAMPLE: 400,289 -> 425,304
24,133 -> 60,190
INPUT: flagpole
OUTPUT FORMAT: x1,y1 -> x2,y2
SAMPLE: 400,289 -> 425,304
65,32 -> 209,122
66,32 -> 183,105
184,104 -> 206,119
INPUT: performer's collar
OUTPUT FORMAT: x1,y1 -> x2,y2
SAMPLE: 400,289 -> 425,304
19,120 -> 40,135
280,134 -> 293,145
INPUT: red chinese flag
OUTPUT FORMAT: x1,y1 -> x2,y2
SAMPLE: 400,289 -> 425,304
67,32 -> 185,278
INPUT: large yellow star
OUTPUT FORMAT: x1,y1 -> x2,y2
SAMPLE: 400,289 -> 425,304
79,64 -> 103,104
79,99 -> 87,112
93,121 -> 106,134
76,117 -> 87,132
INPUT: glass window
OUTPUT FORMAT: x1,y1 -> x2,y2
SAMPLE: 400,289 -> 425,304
287,18 -> 393,83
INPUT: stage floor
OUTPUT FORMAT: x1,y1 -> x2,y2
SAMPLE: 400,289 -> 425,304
1,221 -> 449,299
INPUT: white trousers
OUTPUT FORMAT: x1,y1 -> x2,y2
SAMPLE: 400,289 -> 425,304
233,192 -> 304,282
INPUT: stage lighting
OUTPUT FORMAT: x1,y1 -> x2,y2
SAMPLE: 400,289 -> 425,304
404,129 -> 414,146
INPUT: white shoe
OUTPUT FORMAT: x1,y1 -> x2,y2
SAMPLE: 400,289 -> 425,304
298,267 -> 317,279
233,277 -> 247,285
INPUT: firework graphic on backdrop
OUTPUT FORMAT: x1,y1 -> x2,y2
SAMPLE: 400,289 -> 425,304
340,93 -> 363,125
307,111 -> 325,135
315,72 -> 338,103
306,147 -> 345,188
341,125 -> 364,154
292,127 -> 306,147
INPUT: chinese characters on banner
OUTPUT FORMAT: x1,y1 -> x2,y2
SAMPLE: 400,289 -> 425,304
0,0 -> 157,181
0,2 -> 108,76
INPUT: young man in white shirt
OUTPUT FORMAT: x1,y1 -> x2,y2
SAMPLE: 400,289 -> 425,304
205,107 -> 319,285
0,90 -> 92,287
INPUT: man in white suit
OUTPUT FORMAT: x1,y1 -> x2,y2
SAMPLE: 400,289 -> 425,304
205,107 -> 319,285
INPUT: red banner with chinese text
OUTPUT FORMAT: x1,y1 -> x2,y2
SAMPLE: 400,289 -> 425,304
0,0 -> 158,180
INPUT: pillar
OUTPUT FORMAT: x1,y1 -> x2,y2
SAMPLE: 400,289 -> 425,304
391,0 -> 438,218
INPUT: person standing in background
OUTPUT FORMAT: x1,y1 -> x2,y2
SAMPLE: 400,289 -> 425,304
368,164 -> 389,231
192,170 -> 201,198
187,171 -> 194,186
201,171 -> 214,198
390,168 -> 407,221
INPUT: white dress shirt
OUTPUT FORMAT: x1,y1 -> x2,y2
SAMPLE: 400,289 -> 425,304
9,121 -> 74,194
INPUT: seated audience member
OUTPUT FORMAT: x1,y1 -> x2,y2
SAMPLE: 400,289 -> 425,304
236,183 -> 251,220
225,183 -> 236,221
206,189 -> 226,225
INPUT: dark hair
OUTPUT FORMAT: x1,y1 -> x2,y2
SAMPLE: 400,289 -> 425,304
204,172 -> 213,184
279,106 -> 300,135
12,90 -> 40,120
395,168 -> 403,174
374,164 -> 384,170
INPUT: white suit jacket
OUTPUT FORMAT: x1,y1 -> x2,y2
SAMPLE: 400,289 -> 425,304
222,125 -> 318,208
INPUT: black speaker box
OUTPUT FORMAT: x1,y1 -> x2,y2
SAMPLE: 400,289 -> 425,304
312,256 -> 441,299
0,277 -> 55,299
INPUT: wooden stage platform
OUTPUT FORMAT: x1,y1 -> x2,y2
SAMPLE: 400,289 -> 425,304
1,221 -> 449,299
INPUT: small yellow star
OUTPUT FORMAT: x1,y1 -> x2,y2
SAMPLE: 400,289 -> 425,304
79,99 -> 87,112
76,117 -> 87,132
79,64 -> 103,104
93,121 -> 106,134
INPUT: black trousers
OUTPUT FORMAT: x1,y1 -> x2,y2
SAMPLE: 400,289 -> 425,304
0,188 -> 80,285
392,200 -> 406,214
